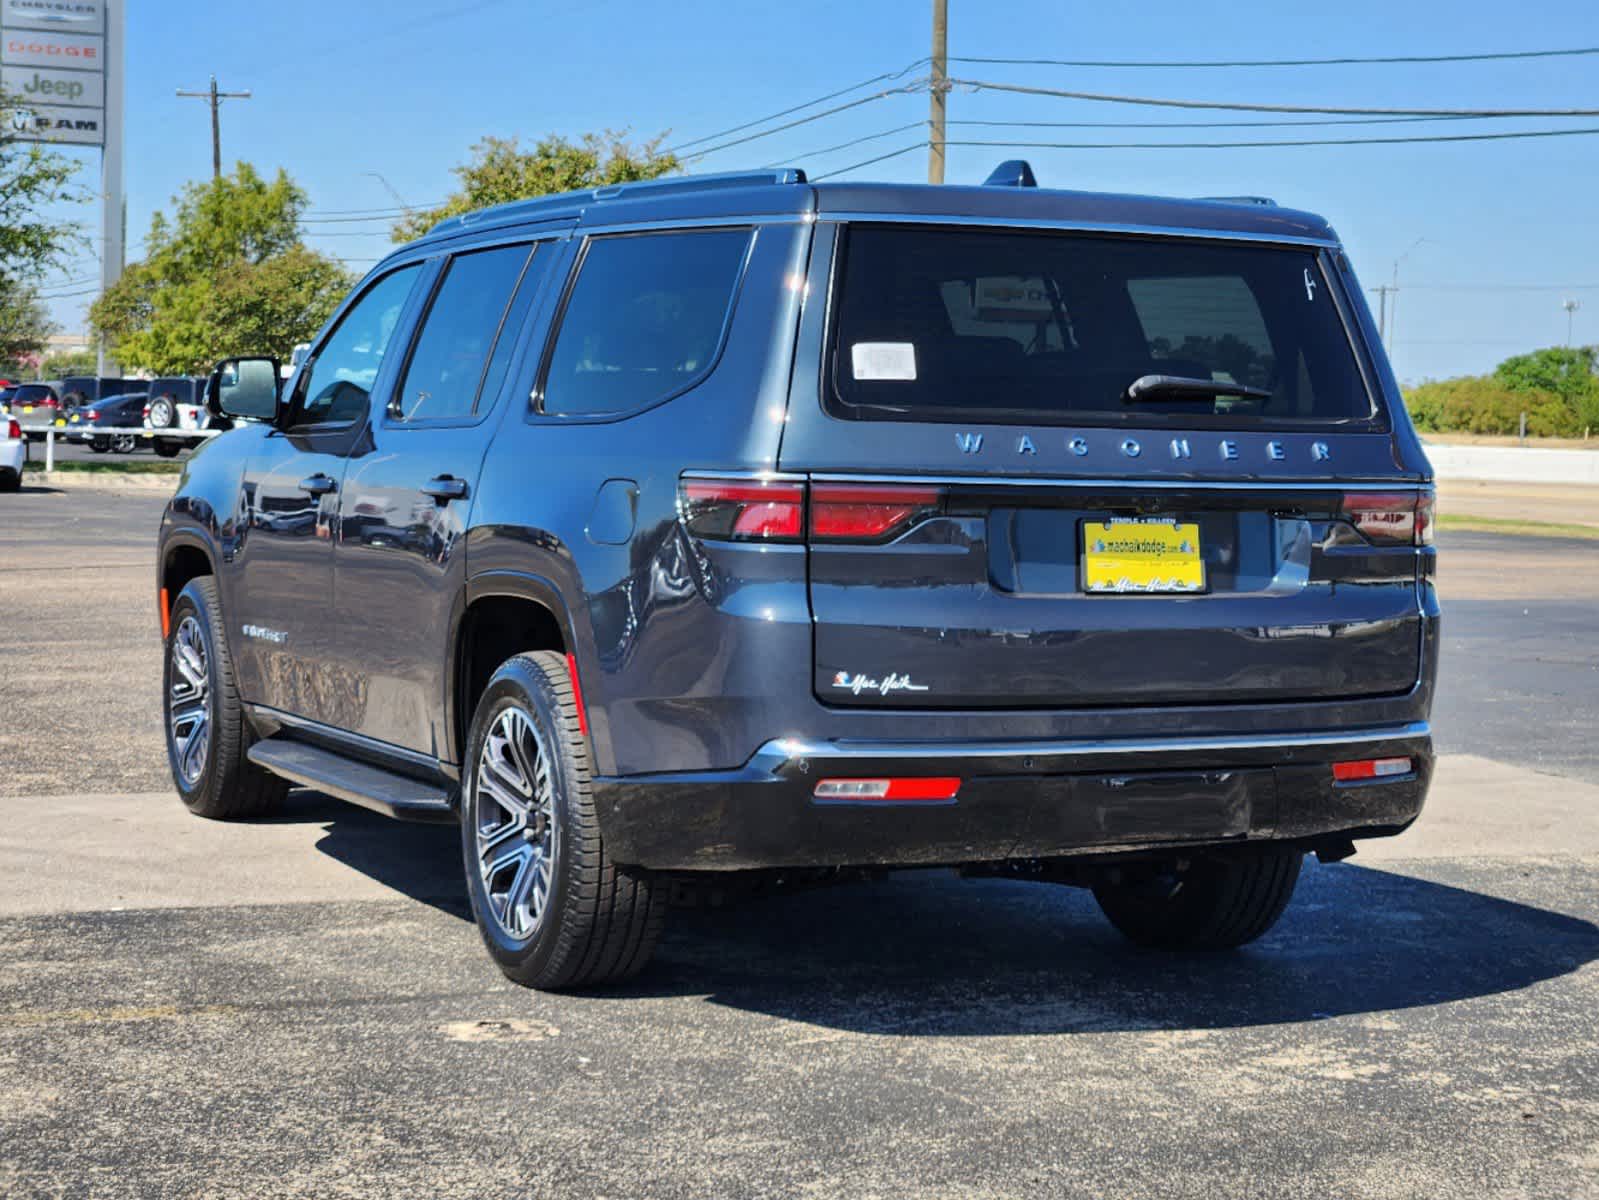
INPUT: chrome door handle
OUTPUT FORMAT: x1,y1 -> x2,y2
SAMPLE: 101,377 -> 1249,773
420,476 -> 469,503
298,473 -> 337,496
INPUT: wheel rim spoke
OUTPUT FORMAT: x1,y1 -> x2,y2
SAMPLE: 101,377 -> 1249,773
472,704 -> 556,941
166,615 -> 211,787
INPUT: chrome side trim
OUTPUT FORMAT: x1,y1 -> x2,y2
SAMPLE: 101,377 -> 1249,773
818,212 -> 1341,249
758,722 -> 1431,767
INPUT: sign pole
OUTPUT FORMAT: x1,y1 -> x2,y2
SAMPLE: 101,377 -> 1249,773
97,0 -> 124,375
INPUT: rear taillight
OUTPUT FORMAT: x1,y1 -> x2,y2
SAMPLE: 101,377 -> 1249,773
679,477 -> 806,543
1341,491 -> 1434,547
86,410 -> 99,420
810,483 -> 943,541
6,419 -> 19,440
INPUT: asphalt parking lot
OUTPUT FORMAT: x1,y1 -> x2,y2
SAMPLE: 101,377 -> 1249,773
2,484 -> 1597,1199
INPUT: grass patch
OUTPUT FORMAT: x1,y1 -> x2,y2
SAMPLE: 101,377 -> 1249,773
1437,513 -> 1599,541
23,458 -> 181,475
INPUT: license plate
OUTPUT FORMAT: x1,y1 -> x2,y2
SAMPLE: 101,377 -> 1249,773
1082,519 -> 1206,594
54,418 -> 65,427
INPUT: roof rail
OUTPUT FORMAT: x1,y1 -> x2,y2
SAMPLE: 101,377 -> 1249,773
426,168 -> 808,238
1199,195 -> 1278,207
983,159 -> 1037,188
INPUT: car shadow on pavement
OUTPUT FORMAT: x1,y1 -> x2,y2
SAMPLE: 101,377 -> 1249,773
269,789 -> 472,918
616,861 -> 1599,1034
293,794 -> 1599,1034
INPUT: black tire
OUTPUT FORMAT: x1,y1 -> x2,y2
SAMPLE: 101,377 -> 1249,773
163,576 -> 287,819
154,441 -> 181,458
1093,849 -> 1303,950
461,652 -> 665,990
0,469 -> 19,493
89,437 -> 110,453
148,396 -> 176,428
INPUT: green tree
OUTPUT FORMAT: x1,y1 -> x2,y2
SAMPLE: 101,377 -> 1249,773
0,286 -> 55,371
1493,345 -> 1599,432
1,91 -> 88,368
90,163 -> 354,375
393,131 -> 678,243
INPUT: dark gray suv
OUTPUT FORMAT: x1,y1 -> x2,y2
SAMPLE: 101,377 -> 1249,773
157,165 -> 1438,990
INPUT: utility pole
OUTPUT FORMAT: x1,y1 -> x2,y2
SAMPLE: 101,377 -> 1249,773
1372,284 -> 1395,345
176,75 -> 252,180
928,0 -> 948,184
1563,298 -> 1581,347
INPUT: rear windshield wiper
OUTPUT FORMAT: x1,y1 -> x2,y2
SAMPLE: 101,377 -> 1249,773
1123,374 -> 1273,404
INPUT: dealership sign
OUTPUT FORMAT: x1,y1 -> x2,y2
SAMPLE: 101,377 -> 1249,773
1,0 -> 104,145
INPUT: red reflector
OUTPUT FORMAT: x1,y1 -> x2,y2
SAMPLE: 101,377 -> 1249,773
565,653 -> 589,738
681,478 -> 805,543
810,483 -> 942,541
813,777 -> 961,803
1332,756 -> 1413,782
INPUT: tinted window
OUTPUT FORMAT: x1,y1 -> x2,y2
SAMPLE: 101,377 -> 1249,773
541,229 -> 750,417
393,244 -> 535,421
294,265 -> 421,428
831,226 -> 1373,426
14,385 -> 56,404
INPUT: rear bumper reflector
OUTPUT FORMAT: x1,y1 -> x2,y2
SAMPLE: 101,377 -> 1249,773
1332,756 -> 1413,782
813,777 -> 962,803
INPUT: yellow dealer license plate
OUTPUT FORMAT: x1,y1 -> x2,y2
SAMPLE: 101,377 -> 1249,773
1082,519 -> 1206,594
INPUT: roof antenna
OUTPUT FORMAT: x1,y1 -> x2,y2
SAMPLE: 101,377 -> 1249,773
983,160 -> 1037,188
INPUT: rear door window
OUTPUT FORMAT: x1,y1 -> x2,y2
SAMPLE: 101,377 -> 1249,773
392,243 -> 537,421
539,228 -> 751,417
830,225 -> 1375,428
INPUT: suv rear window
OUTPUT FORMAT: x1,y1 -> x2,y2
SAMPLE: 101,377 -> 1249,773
830,225 -> 1375,428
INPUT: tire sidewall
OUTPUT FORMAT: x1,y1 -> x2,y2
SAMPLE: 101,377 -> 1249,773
460,658 -> 579,978
164,581 -> 224,812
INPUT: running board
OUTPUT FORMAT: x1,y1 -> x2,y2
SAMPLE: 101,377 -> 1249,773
247,738 -> 457,823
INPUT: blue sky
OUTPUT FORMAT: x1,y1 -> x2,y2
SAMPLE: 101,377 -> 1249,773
33,0 -> 1599,382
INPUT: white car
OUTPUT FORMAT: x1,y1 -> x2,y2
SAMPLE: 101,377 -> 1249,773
2,412 -> 26,491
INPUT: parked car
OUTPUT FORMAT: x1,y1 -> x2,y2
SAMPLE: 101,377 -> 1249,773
144,377 -> 209,458
0,385 -> 16,414
8,382 -> 66,439
156,165 -> 1438,991
57,376 -> 148,409
1,412 -> 25,490
65,392 -> 152,453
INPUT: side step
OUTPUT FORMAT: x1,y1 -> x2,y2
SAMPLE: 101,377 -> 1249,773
247,738 -> 457,823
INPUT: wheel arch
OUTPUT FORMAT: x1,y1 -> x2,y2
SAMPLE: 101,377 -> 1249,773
159,532 -> 218,639
455,571 -> 602,772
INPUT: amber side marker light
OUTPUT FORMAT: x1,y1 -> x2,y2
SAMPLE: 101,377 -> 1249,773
1332,757 -> 1413,783
813,777 -> 962,803
158,587 -> 171,639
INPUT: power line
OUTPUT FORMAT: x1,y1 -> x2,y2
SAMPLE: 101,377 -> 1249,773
948,46 -> 1599,69
812,141 -> 930,180
1403,282 -> 1599,291
682,81 -> 928,161
666,58 -> 930,154
946,114 -> 1512,130
949,77 -> 1599,118
763,121 -> 928,168
937,125 -> 1599,150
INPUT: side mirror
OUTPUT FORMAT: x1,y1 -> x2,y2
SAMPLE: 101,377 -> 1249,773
208,356 -> 282,422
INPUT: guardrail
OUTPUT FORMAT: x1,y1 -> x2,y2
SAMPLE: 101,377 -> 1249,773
15,424 -> 223,471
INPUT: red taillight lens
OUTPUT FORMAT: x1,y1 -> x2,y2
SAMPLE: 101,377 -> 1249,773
813,777 -> 962,803
1332,756 -> 1414,783
810,483 -> 943,541
1341,491 -> 1434,546
86,410 -> 99,420
6,419 -> 19,440
680,478 -> 806,542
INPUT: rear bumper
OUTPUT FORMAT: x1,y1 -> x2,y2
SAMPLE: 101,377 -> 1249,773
593,722 -> 1433,870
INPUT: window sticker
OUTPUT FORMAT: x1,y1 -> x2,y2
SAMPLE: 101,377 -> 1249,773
851,341 -> 917,381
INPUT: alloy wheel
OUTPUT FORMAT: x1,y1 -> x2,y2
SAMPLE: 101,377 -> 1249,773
168,615 -> 211,787
472,706 -> 557,941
